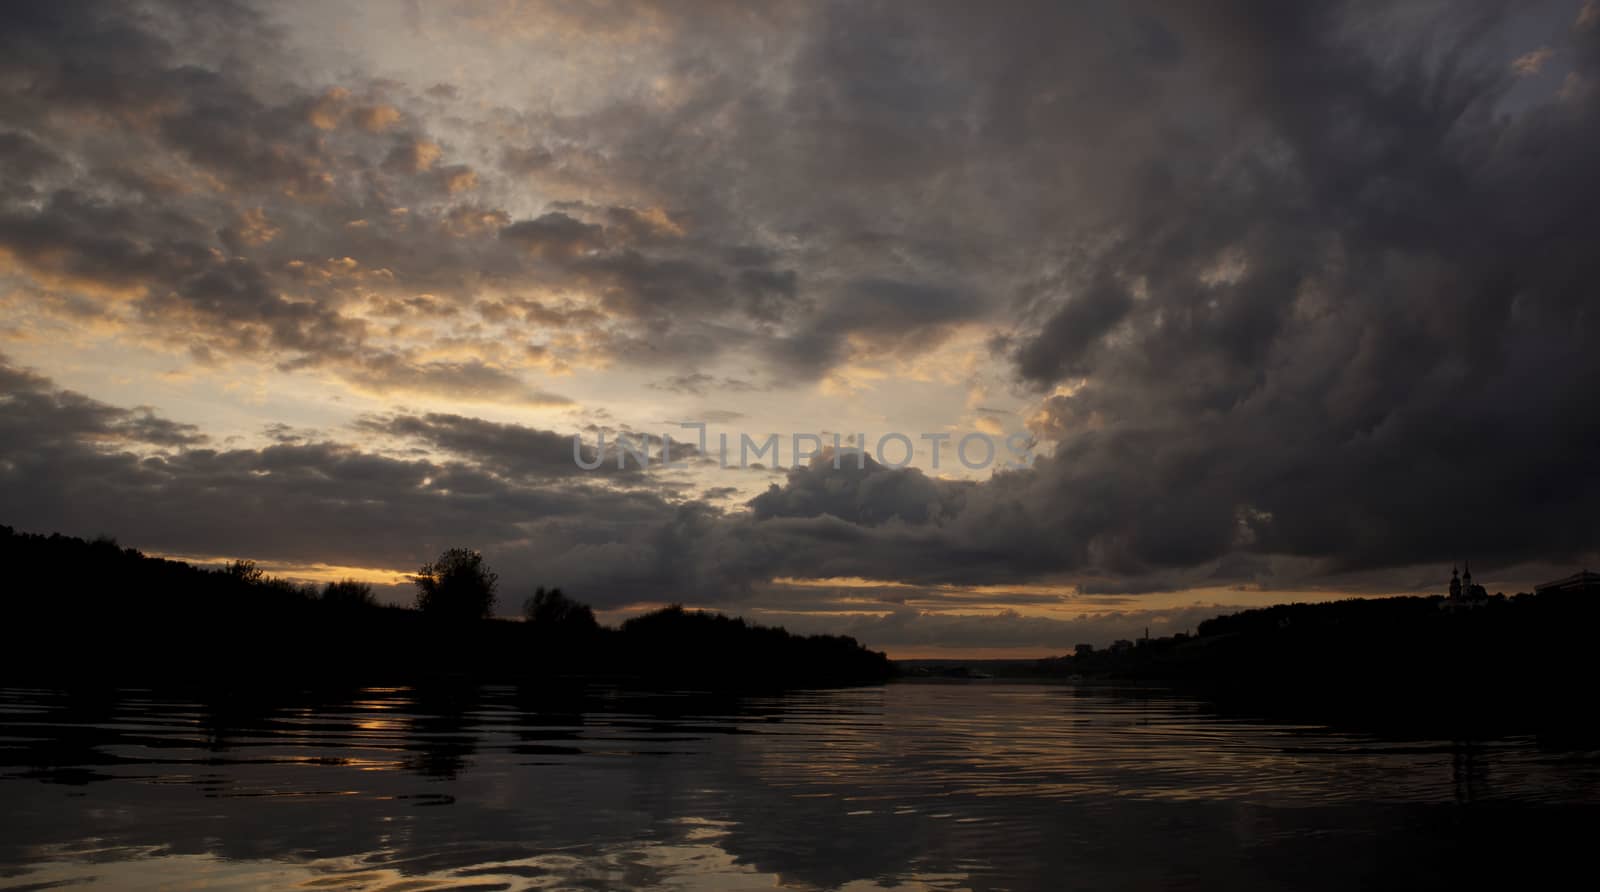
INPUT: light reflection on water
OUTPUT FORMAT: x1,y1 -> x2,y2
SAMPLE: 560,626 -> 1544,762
2,683 -> 1599,890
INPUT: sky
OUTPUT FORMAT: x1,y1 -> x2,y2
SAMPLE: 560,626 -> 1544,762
3,0 -> 1599,658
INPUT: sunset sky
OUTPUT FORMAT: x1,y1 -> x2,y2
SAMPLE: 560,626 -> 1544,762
4,0 -> 1599,657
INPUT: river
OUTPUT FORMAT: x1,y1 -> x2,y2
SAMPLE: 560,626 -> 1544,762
2,682 -> 1597,890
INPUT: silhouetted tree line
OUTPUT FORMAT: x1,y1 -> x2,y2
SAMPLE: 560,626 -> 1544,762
1028,591 -> 1600,736
0,525 -> 892,691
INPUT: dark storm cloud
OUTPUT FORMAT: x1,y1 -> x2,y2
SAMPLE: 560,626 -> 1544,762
772,278 -> 985,376
499,212 -> 608,258
750,454 -> 971,526
0,130 -> 62,195
1014,277 -> 1135,384
522,0 -> 1599,590
574,250 -> 733,318
4,0 -> 1600,626
980,0 -> 1600,578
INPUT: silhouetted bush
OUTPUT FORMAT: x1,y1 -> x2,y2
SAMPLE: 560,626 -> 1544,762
524,586 -> 597,631
322,579 -> 376,609
413,547 -> 498,622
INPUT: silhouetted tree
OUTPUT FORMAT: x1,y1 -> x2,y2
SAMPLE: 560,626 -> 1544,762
261,576 -> 317,600
322,579 -> 377,608
413,548 -> 498,621
225,559 -> 265,585
523,586 -> 598,632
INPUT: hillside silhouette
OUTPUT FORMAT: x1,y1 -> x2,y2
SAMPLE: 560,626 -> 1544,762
1013,591 -> 1600,736
0,525 -> 892,691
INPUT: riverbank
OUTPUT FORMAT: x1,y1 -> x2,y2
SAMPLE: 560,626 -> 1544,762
0,525 -> 894,692
898,591 -> 1600,737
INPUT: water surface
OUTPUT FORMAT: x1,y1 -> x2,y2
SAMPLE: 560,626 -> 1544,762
2,682 -> 1597,890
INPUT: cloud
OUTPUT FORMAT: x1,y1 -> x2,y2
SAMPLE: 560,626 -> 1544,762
499,212 -> 607,258
1512,46 -> 1557,76
338,355 -> 573,407
0,354 -> 207,450
648,372 -> 765,396
750,453 -> 971,527
356,411 -> 635,479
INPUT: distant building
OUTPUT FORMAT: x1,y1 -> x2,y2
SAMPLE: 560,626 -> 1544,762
1110,639 -> 1134,653
1534,569 -> 1600,596
1443,561 -> 1489,610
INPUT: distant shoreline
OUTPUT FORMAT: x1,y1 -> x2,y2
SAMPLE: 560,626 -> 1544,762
896,591 -> 1600,737
0,525 -> 895,693
9,522 -> 1600,739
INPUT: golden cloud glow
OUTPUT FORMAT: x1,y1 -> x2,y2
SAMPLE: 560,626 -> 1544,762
152,553 -> 413,587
